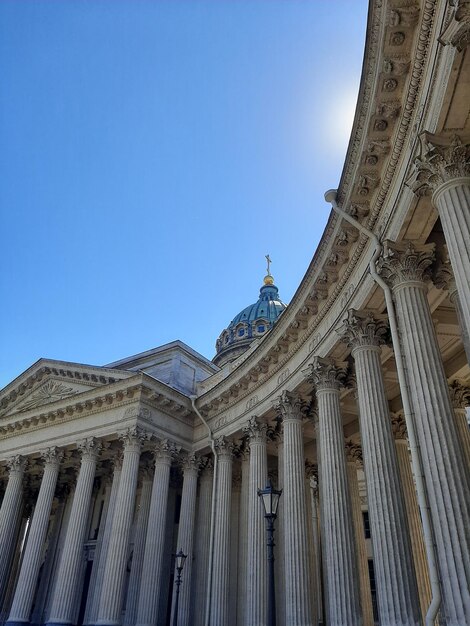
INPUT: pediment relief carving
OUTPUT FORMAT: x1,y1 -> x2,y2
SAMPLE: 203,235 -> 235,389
2,378 -> 90,417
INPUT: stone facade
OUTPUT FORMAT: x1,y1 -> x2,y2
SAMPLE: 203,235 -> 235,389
1,2 -> 470,625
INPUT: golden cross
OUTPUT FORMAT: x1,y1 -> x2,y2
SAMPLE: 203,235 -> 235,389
265,254 -> 272,275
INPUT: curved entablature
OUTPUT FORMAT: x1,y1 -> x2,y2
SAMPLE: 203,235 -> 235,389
193,0 -> 467,440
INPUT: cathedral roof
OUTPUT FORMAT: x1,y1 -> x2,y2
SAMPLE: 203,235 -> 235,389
213,266 -> 287,368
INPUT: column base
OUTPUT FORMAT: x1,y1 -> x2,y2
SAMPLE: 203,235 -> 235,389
5,621 -> 30,626
45,622 -> 74,626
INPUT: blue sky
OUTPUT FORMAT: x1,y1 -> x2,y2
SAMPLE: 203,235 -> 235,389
0,0 -> 368,388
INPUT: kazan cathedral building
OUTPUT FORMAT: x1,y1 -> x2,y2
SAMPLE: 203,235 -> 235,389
1,2 -> 470,626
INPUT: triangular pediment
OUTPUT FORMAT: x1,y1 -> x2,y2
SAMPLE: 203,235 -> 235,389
0,358 -> 132,418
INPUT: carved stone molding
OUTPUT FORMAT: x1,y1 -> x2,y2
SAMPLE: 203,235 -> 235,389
303,356 -> 347,391
338,309 -> 389,350
410,133 -> 470,196
377,240 -> 435,288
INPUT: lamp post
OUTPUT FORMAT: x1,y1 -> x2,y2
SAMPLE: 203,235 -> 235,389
258,479 -> 282,626
172,549 -> 187,626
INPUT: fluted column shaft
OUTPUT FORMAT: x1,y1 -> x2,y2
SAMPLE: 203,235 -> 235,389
135,440 -> 175,626
124,469 -> 153,626
309,475 -> 323,626
0,457 -> 26,603
433,179 -> 470,338
48,440 -> 101,626
378,241 -> 470,624
243,418 -> 268,626
304,468 -> 318,626
275,438 -> 285,626
344,452 -> 374,626
170,454 -> 200,626
192,462 -> 213,626
7,448 -> 62,626
237,453 -> 249,626
209,438 -> 234,626
342,311 -> 420,625
97,430 -> 143,626
391,418 -> 432,623
307,359 -> 361,626
277,392 -> 313,626
86,460 -> 122,625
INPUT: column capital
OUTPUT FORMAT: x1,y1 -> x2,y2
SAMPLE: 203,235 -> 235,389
305,460 -> 318,481
200,456 -> 214,476
344,439 -> 363,466
111,450 -> 124,472
118,426 -> 147,451
448,380 -> 470,409
242,415 -> 268,443
377,240 -> 435,289
153,439 -> 179,465
7,454 -> 28,473
274,390 -> 305,421
40,446 -> 64,468
78,437 -> 103,461
434,250 -> 458,298
338,309 -> 389,350
409,132 -> 470,198
304,356 -> 347,391
440,1 -> 470,50
181,452 -> 201,475
391,413 -> 408,440
214,435 -> 235,460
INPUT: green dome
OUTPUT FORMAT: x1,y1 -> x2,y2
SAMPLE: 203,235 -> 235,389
213,281 -> 287,367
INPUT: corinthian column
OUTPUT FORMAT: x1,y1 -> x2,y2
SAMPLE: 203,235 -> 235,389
170,453 -> 200,626
0,456 -> 26,603
209,436 -> 234,626
305,358 -> 361,626
85,454 -> 123,625
242,417 -> 268,626
448,380 -> 470,470
7,447 -> 63,626
135,439 -> 177,626
236,449 -> 249,626
48,439 -> 102,626
97,428 -> 144,626
274,430 -> 285,626
340,309 -> 420,625
276,391 -> 314,626
344,442 -> 374,626
378,240 -> 470,624
124,464 -> 153,626
412,133 -> 470,339
192,459 -> 213,626
391,415 -> 432,622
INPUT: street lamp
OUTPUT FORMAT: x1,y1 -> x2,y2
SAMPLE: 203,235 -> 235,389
172,549 -> 187,626
258,479 -> 282,626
